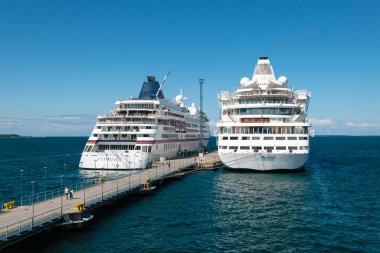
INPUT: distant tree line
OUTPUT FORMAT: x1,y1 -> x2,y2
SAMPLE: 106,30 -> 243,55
0,134 -> 22,138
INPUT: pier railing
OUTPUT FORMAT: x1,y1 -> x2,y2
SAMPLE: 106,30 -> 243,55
17,178 -> 101,207
0,205 -> 70,241
1,157 -> 198,212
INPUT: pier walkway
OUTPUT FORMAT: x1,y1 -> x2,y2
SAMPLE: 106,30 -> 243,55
0,151 -> 220,250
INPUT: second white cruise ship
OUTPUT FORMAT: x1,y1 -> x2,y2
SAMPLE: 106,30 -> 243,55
80,75 -> 210,170
217,57 -> 312,171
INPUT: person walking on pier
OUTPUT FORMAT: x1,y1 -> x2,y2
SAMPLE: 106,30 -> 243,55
64,187 -> 69,200
69,188 -> 74,199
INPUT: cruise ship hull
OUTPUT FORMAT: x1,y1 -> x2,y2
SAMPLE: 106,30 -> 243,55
80,151 -> 150,170
80,139 -> 209,170
218,151 -> 308,171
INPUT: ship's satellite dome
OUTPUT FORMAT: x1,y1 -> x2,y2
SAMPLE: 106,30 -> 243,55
278,76 -> 288,85
189,103 -> 197,115
240,77 -> 250,86
175,94 -> 183,104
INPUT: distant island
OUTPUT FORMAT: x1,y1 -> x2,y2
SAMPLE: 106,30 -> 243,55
0,134 -> 32,138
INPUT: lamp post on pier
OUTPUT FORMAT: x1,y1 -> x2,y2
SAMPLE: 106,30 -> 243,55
20,170 -> 24,205
31,181 -> 35,229
64,163 -> 67,176
128,161 -> 131,190
43,166 -> 47,180
60,175 -> 64,218
101,175 -> 104,202
140,158 -> 143,184
80,162 -> 86,206
83,171 -> 87,206
116,163 -> 119,195
106,157 -> 109,176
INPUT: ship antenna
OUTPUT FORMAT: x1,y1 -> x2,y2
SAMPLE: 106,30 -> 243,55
156,71 -> 171,99
199,78 -> 204,153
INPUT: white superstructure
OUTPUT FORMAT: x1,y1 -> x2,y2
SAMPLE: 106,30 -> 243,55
217,57 -> 312,171
80,76 -> 210,170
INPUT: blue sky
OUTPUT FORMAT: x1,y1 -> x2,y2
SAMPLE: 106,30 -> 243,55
0,0 -> 379,136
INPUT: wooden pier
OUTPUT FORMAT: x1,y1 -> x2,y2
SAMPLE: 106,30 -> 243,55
0,151 -> 221,251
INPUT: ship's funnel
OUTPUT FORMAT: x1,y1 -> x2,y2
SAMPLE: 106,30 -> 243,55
252,57 -> 276,81
138,76 -> 165,99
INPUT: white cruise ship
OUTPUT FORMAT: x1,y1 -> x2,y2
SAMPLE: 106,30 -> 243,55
217,57 -> 312,171
79,76 -> 210,170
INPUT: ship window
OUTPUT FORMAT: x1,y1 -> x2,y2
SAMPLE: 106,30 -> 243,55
299,137 -> 308,140
252,137 -> 260,140
288,137 -> 297,140
276,146 -> 286,150
300,146 -> 308,150
252,146 -> 262,152
142,146 -> 147,152
230,137 -> 238,140
288,146 -> 298,150
264,137 -> 273,140
264,146 -> 274,150
240,146 -> 250,150
242,136 -> 249,140
135,146 -> 141,150
219,146 -> 227,149
229,146 -> 238,150
222,136 -> 228,140
276,137 -> 286,140
148,146 -> 152,153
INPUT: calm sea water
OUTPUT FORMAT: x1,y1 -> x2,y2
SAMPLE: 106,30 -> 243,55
0,136 -> 379,252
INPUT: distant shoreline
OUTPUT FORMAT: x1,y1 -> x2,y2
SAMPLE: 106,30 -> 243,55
0,134 -> 33,138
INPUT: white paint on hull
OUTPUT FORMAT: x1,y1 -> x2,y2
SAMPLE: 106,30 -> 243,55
218,151 -> 308,171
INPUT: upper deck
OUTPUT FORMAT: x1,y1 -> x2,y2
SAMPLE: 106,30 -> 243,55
218,57 -> 311,126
